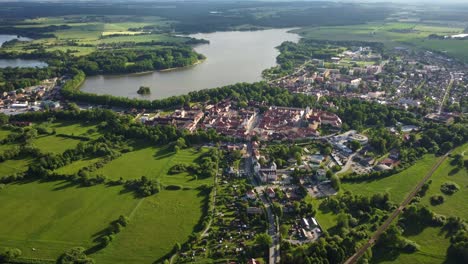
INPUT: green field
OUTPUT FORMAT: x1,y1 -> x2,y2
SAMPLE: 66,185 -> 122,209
0,157 -> 32,176
6,15 -> 189,56
0,129 -> 11,140
420,144 -> 468,220
376,227 -> 450,264
0,140 -> 213,263
295,22 -> 468,63
343,154 -> 439,203
47,121 -> 100,139
32,135 -> 81,154
91,145 -> 212,187
94,189 -> 206,264
54,157 -> 103,175
0,181 -> 139,260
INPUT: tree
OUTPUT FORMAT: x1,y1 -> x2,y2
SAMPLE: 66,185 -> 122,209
0,113 -> 8,125
331,174 -> 341,191
57,247 -> 95,264
349,140 -> 361,152
255,233 -> 273,250
0,247 -> 21,262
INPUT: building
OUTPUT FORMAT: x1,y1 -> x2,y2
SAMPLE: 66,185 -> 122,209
266,187 -> 275,198
246,190 -> 256,200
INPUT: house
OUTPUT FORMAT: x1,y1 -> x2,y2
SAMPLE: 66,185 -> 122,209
381,158 -> 400,168
266,187 -> 275,198
247,207 -> 263,215
315,169 -> 327,182
301,218 -> 310,229
10,121 -> 32,127
246,190 -> 256,200
248,259 -> 259,264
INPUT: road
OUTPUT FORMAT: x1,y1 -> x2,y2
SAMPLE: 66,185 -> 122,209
200,162 -> 220,237
336,152 -> 358,176
343,151 -> 451,264
438,72 -> 454,114
243,143 -> 280,264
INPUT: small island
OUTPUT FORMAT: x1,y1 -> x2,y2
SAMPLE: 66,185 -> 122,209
137,86 -> 151,95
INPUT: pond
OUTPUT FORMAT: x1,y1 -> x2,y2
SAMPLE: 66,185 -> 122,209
0,35 -> 48,68
80,28 -> 300,100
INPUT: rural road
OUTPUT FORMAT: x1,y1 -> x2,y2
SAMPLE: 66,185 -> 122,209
343,151 -> 451,264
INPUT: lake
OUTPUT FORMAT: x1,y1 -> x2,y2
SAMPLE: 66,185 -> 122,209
0,35 -> 31,47
0,35 -> 47,68
80,28 -> 300,100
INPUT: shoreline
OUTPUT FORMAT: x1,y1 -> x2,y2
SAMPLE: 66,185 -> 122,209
87,59 -> 206,78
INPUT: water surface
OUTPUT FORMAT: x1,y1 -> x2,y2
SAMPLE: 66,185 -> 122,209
81,28 -> 300,99
0,35 -> 47,68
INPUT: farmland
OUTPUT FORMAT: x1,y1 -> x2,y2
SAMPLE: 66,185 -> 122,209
342,154 -> 439,203
89,145 -> 212,186
94,189 -> 207,264
0,181 -> 139,260
0,119 -> 214,263
2,15 -> 192,56
295,22 -> 468,63
420,143 -> 468,219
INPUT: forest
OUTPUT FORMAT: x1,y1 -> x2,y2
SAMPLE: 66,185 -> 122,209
0,1 -> 391,34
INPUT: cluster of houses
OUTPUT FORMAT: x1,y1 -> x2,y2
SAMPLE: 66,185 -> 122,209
272,45 -> 466,116
144,108 -> 204,133
254,106 -> 342,140
0,78 -> 61,114
142,101 -> 343,141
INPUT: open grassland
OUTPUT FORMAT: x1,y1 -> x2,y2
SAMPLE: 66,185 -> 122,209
0,128 -> 11,140
0,157 -> 32,176
342,154 -> 438,203
375,227 -> 450,264
32,135 -> 81,154
93,189 -> 206,264
30,121 -> 101,154
46,121 -> 100,139
0,181 -> 139,260
6,15 -> 187,56
91,145 -> 212,187
54,157 -> 103,175
420,143 -> 468,220
295,22 -> 468,62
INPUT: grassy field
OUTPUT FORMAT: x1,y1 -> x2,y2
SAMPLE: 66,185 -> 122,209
375,227 -> 450,264
420,144 -> 468,220
47,121 -> 100,139
342,154 -> 439,203
0,181 -> 139,260
93,189 -> 207,264
0,143 -> 213,263
91,145 -> 212,187
6,15 -> 189,56
0,128 -> 11,140
0,157 -> 32,176
32,135 -> 81,154
54,157 -> 103,175
295,22 -> 468,63
29,121 -> 101,154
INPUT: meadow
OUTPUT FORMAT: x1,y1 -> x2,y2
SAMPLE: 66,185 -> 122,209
93,189 -> 207,264
295,22 -> 468,63
5,15 -> 191,56
342,154 -> 440,203
0,181 -> 139,260
0,119 -> 214,263
90,145 -> 212,187
420,144 -> 468,220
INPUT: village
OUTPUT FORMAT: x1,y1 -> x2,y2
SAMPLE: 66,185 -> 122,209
270,45 -> 466,124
